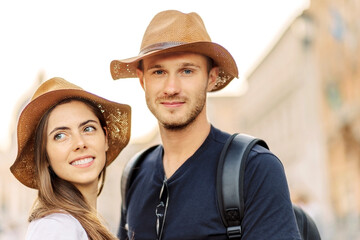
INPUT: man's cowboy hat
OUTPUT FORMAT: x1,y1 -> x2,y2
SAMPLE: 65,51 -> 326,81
110,10 -> 238,92
10,77 -> 131,189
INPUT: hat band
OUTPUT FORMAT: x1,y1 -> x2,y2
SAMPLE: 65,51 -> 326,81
139,41 -> 186,55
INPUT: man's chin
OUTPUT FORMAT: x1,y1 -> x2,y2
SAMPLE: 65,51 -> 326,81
161,117 -> 196,131
161,121 -> 188,131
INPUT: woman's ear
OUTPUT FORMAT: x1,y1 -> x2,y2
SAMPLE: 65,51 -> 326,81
45,152 -> 50,167
104,127 -> 109,152
207,66 -> 219,92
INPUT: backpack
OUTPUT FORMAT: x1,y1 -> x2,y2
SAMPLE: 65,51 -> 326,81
120,133 -> 321,240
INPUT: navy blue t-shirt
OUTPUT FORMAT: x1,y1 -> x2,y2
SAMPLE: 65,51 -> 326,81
119,126 -> 301,240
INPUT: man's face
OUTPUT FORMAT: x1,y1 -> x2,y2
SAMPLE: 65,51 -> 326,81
137,52 -> 217,130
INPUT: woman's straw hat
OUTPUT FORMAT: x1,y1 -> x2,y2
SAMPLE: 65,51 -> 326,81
110,10 -> 238,92
10,77 -> 131,189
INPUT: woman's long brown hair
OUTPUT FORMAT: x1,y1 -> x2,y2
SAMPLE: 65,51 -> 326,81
29,98 -> 117,240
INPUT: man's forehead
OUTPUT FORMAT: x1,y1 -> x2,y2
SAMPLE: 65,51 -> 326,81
143,52 -> 208,67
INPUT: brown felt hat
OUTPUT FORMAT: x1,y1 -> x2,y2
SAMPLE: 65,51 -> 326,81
10,77 -> 131,189
110,10 -> 238,92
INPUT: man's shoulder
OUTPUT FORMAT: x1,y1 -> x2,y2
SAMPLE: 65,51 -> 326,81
235,137 -> 285,178
140,144 -> 162,162
209,125 -> 231,144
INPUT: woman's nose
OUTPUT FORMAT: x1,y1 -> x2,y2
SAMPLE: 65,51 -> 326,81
73,134 -> 87,151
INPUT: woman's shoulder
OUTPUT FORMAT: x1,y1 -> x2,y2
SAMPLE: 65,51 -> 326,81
26,213 -> 88,240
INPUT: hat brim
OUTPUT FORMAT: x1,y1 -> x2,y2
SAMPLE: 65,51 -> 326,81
10,89 -> 131,189
110,41 -> 238,92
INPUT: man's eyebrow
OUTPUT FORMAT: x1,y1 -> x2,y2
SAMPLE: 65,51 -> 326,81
181,62 -> 200,68
146,62 -> 200,71
146,64 -> 163,71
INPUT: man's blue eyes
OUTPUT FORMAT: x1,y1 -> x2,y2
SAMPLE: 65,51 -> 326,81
154,70 -> 164,75
153,69 -> 192,75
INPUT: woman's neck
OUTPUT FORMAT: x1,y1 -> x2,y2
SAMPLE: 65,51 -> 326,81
75,182 -> 98,209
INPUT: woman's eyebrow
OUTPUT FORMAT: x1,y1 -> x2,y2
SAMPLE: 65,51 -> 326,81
78,119 -> 98,128
48,119 -> 98,136
48,126 -> 70,136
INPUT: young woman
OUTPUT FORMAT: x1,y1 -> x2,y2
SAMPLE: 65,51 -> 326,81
10,77 -> 131,240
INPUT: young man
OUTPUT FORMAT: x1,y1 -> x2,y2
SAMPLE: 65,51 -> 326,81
110,10 -> 301,240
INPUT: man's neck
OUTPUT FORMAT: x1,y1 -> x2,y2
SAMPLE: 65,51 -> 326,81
159,117 -> 211,178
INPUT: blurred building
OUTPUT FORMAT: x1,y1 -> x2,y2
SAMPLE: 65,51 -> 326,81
1,0 -> 359,239
0,82 -> 38,239
311,0 -> 360,238
209,0 -> 360,239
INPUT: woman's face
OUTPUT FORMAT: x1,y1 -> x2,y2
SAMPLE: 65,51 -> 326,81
46,100 -> 108,192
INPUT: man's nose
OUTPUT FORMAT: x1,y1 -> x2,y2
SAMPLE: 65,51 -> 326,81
163,74 -> 180,95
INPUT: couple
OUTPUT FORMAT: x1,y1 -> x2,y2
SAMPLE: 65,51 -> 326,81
10,10 -> 301,239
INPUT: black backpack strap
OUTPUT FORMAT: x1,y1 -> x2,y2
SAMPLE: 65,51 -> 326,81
121,145 -> 160,213
293,204 -> 321,240
217,133 -> 268,239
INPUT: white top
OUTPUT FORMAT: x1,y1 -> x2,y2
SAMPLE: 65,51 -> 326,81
26,213 -> 88,240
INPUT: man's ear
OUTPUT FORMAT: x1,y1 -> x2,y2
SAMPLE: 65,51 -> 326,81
207,66 -> 219,92
136,69 -> 145,90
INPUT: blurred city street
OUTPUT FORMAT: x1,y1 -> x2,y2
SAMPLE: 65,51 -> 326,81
1,0 -> 359,239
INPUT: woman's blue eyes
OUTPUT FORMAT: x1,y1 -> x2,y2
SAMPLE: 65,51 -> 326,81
84,126 -> 95,132
54,133 -> 65,140
53,126 -> 96,140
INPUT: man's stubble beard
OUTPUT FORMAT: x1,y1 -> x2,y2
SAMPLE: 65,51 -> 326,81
146,92 -> 207,131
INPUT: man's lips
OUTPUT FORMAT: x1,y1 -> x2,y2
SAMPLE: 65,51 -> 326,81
159,97 -> 186,107
161,101 -> 184,107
